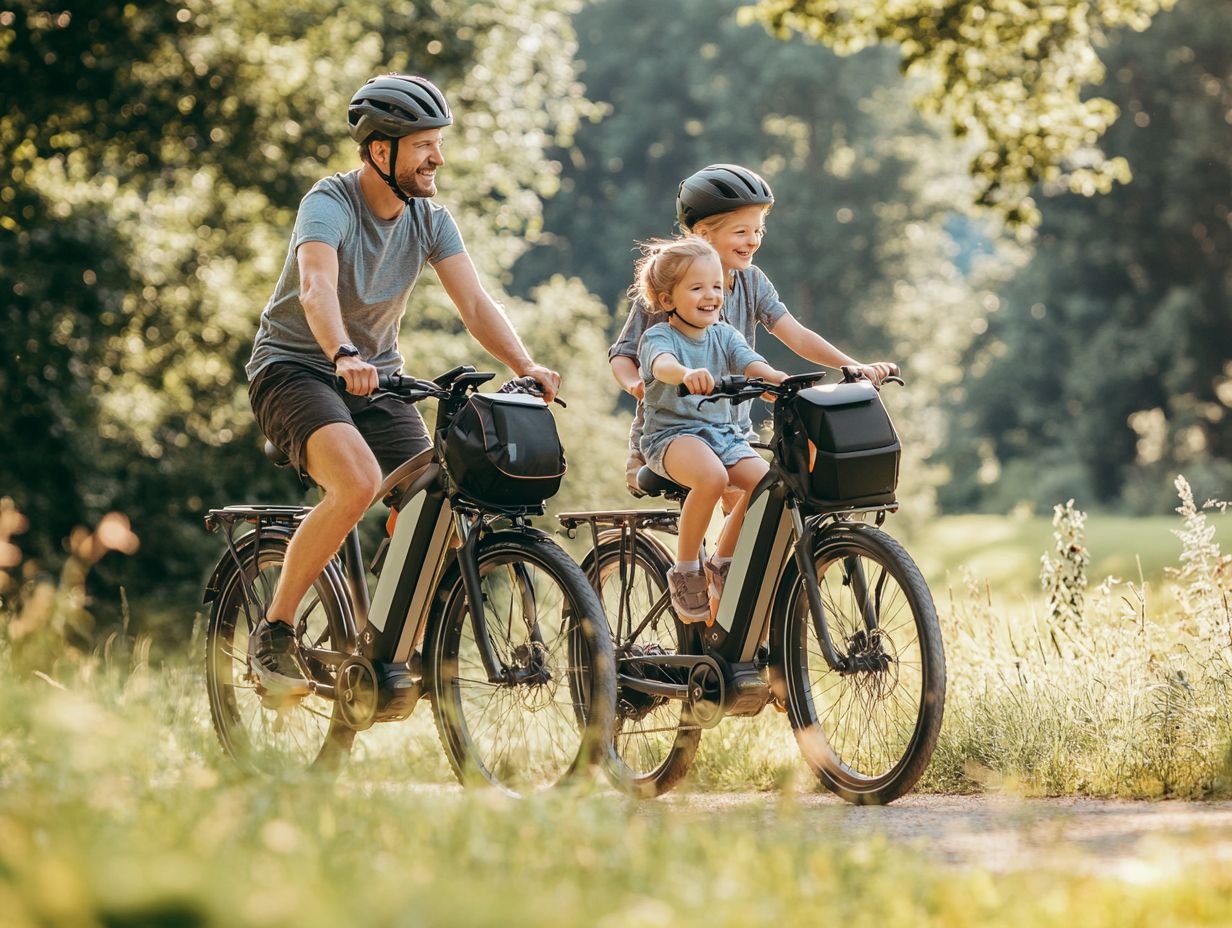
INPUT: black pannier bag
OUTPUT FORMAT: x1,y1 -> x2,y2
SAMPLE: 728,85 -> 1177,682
444,392 -> 567,507
774,380 -> 900,510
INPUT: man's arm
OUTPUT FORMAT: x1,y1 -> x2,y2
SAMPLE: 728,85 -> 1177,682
770,314 -> 898,384
434,252 -> 560,401
298,240 -> 378,395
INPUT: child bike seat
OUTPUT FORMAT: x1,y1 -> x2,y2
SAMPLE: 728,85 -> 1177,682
636,466 -> 688,500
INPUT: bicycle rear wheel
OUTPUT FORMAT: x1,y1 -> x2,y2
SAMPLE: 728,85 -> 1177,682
591,535 -> 701,798
777,523 -> 944,804
427,532 -> 615,794
205,533 -> 354,774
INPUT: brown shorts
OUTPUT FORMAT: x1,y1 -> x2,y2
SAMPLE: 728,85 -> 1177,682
248,362 -> 432,476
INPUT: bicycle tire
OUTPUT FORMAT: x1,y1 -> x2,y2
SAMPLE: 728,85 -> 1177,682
590,535 -> 702,798
776,522 -> 945,804
426,531 -> 616,794
205,532 -> 355,774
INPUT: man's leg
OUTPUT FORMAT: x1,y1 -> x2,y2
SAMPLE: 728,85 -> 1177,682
268,422 -> 381,623
250,423 -> 381,695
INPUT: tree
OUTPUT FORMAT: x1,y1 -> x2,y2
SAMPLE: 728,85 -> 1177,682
0,0 -> 608,612
746,0 -> 1178,225
935,0 -> 1232,512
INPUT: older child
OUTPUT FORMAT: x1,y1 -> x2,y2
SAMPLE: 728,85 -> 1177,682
634,237 -> 787,623
610,164 -> 898,493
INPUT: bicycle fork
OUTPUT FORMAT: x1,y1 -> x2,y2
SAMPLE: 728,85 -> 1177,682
454,513 -> 544,686
788,504 -> 858,674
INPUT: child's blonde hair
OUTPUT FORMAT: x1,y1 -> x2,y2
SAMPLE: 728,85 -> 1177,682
630,237 -> 721,314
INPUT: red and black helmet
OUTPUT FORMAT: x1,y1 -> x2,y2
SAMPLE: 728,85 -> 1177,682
348,74 -> 452,143
676,164 -> 774,230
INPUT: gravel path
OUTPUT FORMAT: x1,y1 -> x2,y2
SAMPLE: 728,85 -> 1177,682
661,792 -> 1232,878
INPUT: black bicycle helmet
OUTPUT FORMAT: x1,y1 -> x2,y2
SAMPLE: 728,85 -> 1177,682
676,164 -> 774,230
348,74 -> 452,143
348,74 -> 452,205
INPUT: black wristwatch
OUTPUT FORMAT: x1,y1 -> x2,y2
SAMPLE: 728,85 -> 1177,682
332,343 -> 360,364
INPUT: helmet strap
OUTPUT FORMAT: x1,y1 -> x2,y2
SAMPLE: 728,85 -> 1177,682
372,136 -> 414,205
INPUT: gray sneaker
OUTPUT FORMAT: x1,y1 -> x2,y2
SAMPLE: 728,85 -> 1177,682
704,555 -> 731,602
248,617 -> 311,697
666,565 -> 710,624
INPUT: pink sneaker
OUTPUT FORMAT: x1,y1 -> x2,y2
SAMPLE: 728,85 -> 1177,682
666,565 -> 710,623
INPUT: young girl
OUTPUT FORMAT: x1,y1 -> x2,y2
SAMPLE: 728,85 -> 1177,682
610,163 -> 898,493
634,237 -> 787,623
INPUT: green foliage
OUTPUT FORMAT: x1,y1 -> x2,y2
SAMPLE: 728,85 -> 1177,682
935,0 -> 1232,512
0,0 -> 608,612
746,0 -> 1177,225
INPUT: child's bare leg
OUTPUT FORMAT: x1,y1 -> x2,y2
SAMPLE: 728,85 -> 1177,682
715,457 -> 769,557
662,436 -> 727,562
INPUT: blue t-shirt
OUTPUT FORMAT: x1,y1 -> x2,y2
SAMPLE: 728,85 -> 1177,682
611,265 -> 789,435
637,321 -> 765,455
247,170 -> 466,379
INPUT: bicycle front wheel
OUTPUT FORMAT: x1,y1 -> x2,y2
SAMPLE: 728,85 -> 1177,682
777,523 -> 944,804
427,532 -> 616,794
205,533 -> 355,774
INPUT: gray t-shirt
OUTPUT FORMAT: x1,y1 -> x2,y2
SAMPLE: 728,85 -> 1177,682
246,170 -> 466,380
637,321 -> 764,452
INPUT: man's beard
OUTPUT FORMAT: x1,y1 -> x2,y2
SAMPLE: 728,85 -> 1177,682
395,164 -> 437,198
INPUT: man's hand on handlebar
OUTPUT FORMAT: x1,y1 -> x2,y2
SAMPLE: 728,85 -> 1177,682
336,355 -> 379,396
521,364 -> 561,404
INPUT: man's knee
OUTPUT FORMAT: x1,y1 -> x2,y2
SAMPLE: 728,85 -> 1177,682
305,426 -> 382,516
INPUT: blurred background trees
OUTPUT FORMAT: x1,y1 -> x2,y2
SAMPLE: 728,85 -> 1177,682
1,0 -> 1227,628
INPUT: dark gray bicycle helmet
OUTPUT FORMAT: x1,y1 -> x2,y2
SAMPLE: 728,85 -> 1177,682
676,163 -> 774,230
349,74 -> 452,204
348,74 -> 452,143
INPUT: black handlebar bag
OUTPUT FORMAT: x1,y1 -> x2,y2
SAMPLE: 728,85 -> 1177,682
444,392 -> 567,507
774,380 -> 900,511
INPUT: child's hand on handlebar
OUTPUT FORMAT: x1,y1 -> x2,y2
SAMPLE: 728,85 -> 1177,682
681,368 -> 716,395
336,356 -> 379,395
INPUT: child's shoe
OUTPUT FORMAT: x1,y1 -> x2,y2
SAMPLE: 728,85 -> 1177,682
666,564 -> 710,624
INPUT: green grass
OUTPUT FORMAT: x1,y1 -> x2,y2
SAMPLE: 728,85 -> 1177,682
3,658 -> 1232,927
902,513 -> 1218,597
3,503 -> 1232,924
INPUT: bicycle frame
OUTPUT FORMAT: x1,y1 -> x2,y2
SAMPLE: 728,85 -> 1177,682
560,373 -> 902,720
205,371 -> 553,703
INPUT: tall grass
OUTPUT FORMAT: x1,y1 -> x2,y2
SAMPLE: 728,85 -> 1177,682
3,490 -> 1232,922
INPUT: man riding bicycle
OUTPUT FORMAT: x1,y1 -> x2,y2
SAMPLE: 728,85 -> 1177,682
244,73 -> 560,696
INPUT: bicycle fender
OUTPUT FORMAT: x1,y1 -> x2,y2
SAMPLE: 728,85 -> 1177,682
201,524 -> 298,604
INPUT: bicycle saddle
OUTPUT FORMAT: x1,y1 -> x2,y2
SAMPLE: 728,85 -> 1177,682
636,466 -> 688,499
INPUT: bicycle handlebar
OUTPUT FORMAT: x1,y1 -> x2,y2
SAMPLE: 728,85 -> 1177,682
335,367 -> 565,406
675,368 -> 905,403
